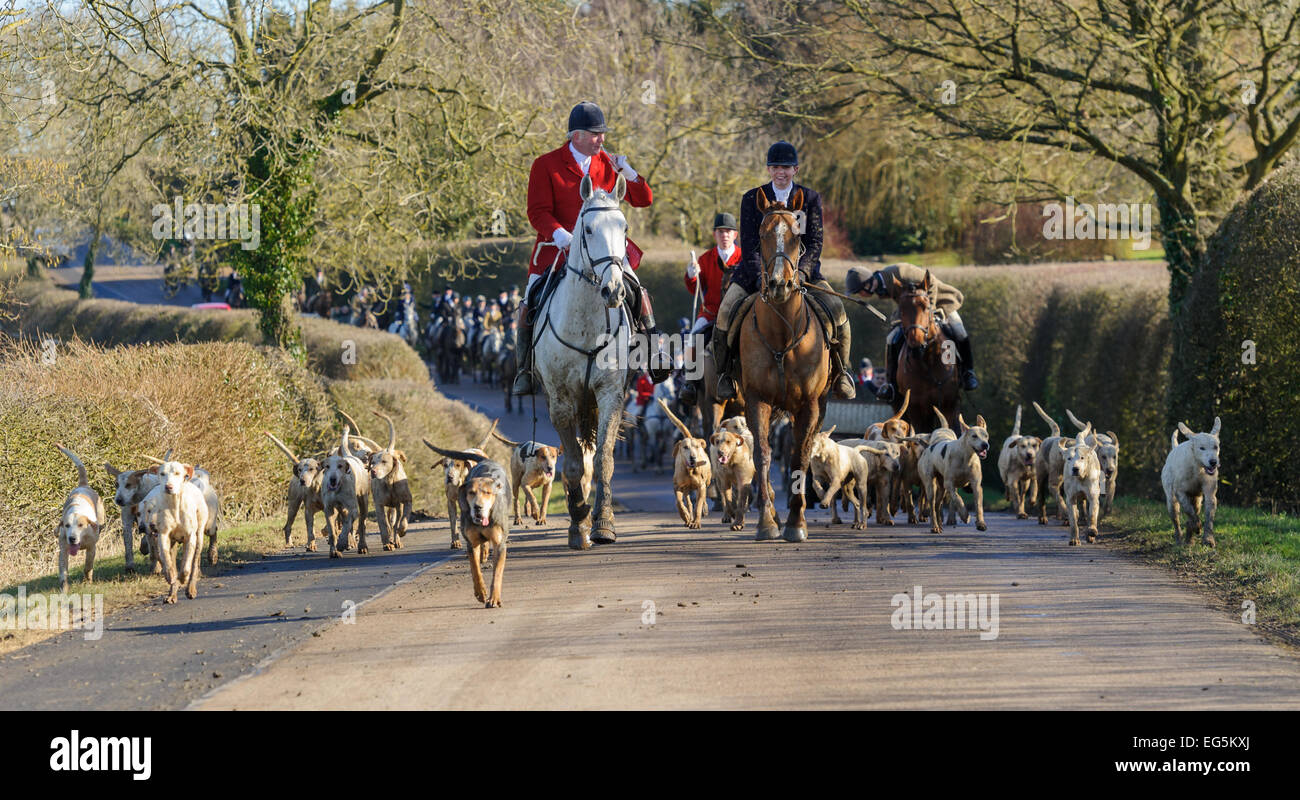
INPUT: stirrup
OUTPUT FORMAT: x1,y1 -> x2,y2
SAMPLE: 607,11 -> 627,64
717,374 -> 738,400
833,371 -> 856,400
511,364 -> 537,395
876,383 -> 895,402
962,370 -> 979,391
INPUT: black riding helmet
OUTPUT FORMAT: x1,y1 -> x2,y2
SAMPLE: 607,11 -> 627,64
767,141 -> 798,166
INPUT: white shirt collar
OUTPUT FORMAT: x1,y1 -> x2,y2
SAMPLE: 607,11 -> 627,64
568,142 -> 592,175
717,244 -> 736,264
771,181 -> 793,203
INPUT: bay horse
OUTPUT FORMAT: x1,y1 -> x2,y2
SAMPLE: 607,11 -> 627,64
740,189 -> 831,542
893,271 -> 960,433
532,173 -> 630,549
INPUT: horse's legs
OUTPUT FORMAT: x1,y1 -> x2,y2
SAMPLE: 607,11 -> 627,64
747,401 -> 779,540
591,388 -> 622,544
553,413 -> 591,550
784,401 -> 819,542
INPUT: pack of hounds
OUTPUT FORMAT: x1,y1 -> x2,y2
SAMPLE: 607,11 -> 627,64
53,394 -> 1223,611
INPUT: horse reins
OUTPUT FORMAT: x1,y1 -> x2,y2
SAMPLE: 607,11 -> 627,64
753,207 -> 815,396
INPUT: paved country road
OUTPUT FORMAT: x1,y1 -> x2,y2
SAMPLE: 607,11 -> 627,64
6,279 -> 1300,708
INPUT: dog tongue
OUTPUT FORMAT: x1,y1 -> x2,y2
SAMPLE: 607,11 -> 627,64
978,451 -> 987,459
719,454 -> 729,464
68,543 -> 79,556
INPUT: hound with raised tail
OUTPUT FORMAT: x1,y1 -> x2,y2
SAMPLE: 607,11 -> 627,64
138,457 -> 209,603
491,429 -> 561,527
368,411 -> 413,550
1031,401 -> 1072,525
55,445 -> 106,594
1066,409 -> 1120,518
264,431 -> 324,550
103,461 -> 161,574
320,426 -> 372,558
1060,423 -> 1102,546
710,423 -> 756,530
916,408 -> 990,533
425,420 -> 497,551
657,397 -> 712,529
1161,418 -> 1221,548
423,444 -> 512,608
997,405 -> 1042,519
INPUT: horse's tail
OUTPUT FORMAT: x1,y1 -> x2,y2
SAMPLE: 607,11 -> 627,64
422,439 -> 489,465
657,398 -> 694,441
1065,408 -> 1089,433
1032,401 -> 1060,438
931,406 -> 949,431
1010,404 -> 1022,438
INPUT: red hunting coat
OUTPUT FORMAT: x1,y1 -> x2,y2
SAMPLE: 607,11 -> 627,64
526,143 -> 653,277
684,245 -> 742,322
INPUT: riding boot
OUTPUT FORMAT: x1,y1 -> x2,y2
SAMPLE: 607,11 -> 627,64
714,332 -> 738,400
956,337 -> 979,390
679,380 -> 699,407
877,337 -> 901,402
510,302 -> 536,396
634,287 -> 673,384
831,319 -> 856,400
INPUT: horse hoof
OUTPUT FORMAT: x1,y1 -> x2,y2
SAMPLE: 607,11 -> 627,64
568,531 -> 592,550
977,522 -> 987,531
782,525 -> 807,543
755,518 -> 781,540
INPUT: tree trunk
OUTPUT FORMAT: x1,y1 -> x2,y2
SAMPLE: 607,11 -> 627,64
1161,198 -> 1217,432
233,132 -> 313,361
78,221 -> 101,299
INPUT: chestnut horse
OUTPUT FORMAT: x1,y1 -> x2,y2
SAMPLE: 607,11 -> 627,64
739,190 -> 831,542
893,271 -> 960,433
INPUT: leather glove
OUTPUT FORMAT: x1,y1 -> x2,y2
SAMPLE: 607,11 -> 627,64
552,228 -> 572,249
612,154 -> 639,182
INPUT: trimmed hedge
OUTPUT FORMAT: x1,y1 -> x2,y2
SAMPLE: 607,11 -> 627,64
9,277 -> 429,383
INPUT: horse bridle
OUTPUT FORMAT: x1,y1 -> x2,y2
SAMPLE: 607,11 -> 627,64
899,283 -> 940,349
567,201 -> 625,292
758,207 -> 806,302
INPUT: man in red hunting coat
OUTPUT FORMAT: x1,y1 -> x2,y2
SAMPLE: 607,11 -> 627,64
678,212 -> 741,407
513,100 -> 665,395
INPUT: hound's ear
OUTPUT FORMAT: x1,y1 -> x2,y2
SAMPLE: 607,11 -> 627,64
579,173 -> 593,202
1107,431 -> 1119,448
825,425 -> 836,437
1210,416 -> 1221,436
1178,422 -> 1195,437
148,466 -> 159,475
958,414 -> 968,433
614,172 -> 627,202
395,450 -> 406,463
673,440 -> 683,458
185,465 -> 195,480
554,445 -> 563,455
104,463 -> 120,477
976,415 -> 987,429
433,457 -> 448,469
